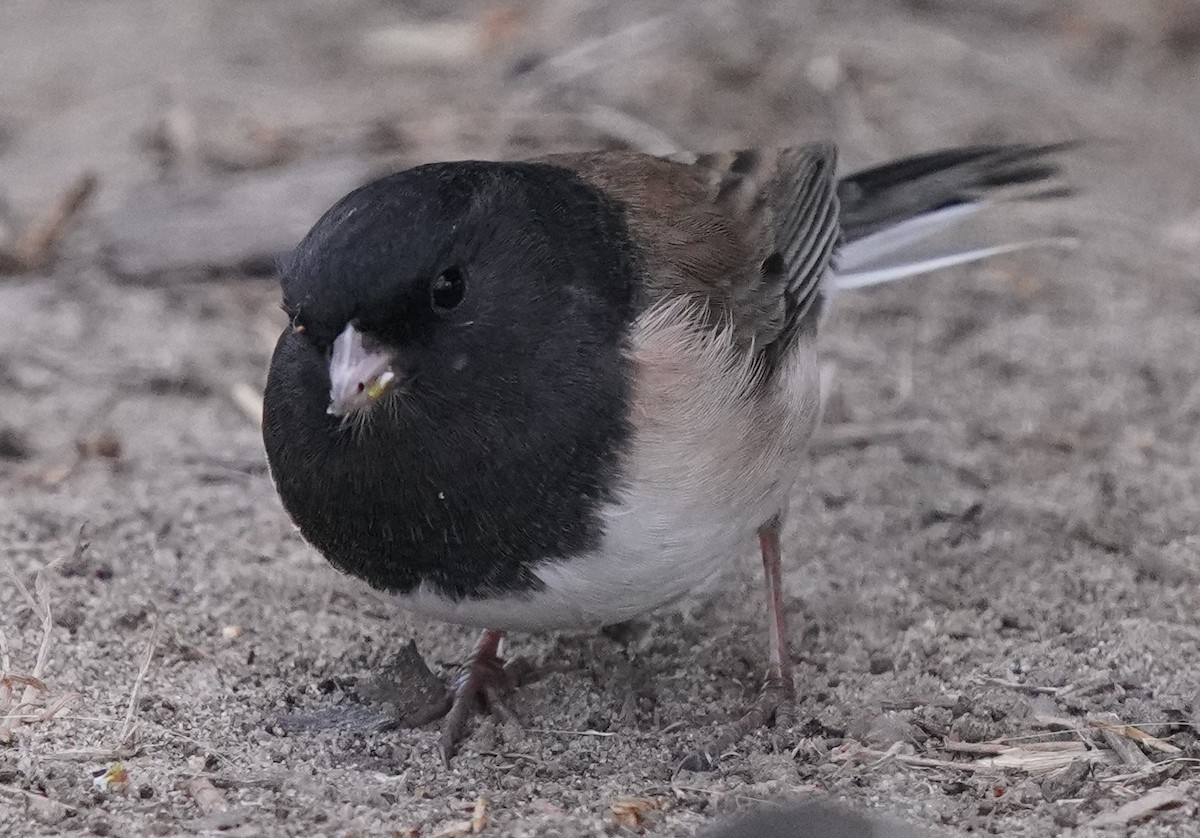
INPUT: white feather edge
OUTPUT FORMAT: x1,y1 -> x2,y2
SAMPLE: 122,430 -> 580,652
833,202 -> 1078,291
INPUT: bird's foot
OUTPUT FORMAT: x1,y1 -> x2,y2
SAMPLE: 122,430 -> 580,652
678,672 -> 796,772
674,512 -> 800,770
440,629 -> 524,762
735,671 -> 797,731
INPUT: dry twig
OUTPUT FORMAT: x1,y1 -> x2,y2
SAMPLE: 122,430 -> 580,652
0,173 -> 98,275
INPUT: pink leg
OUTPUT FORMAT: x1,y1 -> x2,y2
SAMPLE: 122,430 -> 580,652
680,514 -> 797,770
759,514 -> 796,716
440,628 -> 519,762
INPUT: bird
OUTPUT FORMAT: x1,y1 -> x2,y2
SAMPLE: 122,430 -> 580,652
261,140 -> 1073,760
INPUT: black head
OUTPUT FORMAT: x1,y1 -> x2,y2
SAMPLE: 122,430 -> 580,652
263,160 -> 642,596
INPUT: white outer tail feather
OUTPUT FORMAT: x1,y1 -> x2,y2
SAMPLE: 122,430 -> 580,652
832,201 -> 1077,292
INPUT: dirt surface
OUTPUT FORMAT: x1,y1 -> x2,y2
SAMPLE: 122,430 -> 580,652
3,1 -> 1200,835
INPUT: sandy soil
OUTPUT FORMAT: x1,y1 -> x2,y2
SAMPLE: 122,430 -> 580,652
2,1 -> 1199,835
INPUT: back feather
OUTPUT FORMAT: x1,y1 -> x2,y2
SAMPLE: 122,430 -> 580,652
673,144 -> 841,372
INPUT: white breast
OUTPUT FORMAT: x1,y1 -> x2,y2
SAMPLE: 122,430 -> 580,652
397,299 -> 823,633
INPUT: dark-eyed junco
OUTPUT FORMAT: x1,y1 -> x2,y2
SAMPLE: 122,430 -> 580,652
261,142 -> 1072,759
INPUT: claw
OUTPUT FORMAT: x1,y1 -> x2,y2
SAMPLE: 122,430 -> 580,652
439,628 -> 521,762
678,673 -> 795,772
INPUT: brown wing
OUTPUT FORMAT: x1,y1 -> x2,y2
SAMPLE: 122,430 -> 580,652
535,145 -> 841,369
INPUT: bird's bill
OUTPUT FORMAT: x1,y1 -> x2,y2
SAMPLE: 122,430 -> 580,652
326,323 -> 397,417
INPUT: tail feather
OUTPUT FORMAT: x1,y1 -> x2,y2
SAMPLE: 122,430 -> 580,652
837,203 -> 981,270
835,236 -> 1078,291
832,142 -> 1076,290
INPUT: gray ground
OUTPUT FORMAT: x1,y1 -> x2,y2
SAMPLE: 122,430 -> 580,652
2,1 -> 1199,835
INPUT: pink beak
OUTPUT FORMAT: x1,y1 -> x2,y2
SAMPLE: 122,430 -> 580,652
326,323 -> 397,417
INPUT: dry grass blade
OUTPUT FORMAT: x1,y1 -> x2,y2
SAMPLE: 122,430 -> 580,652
1101,758 -> 1200,785
981,677 -> 1064,695
1089,788 -> 1188,827
942,741 -> 1011,755
1,673 -> 48,692
33,691 -> 83,722
39,619 -> 159,760
974,742 -> 1110,776
40,713 -> 234,765
832,738 -> 1111,777
116,617 -> 161,751
1089,713 -> 1183,757
0,557 -> 63,742
1090,712 -> 1154,767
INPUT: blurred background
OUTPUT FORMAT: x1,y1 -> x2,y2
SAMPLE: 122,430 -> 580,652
2,1 -> 1199,836
3,0 -> 1199,284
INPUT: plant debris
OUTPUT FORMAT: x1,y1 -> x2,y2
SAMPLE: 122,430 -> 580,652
0,557 -> 76,743
0,173 -> 97,275
1089,788 -> 1188,827
611,796 -> 662,830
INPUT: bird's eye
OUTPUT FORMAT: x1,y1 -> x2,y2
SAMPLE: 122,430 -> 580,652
430,266 -> 466,313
